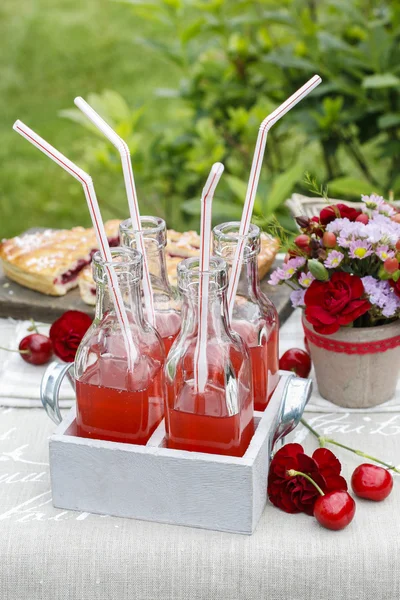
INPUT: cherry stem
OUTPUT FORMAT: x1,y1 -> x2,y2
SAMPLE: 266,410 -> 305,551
287,469 -> 325,496
0,345 -> 29,355
300,417 -> 400,475
28,318 -> 39,334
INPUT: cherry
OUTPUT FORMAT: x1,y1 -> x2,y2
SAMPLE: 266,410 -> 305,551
18,334 -> 53,365
351,464 -> 393,502
322,231 -> 336,248
384,257 -> 399,274
356,213 -> 369,225
279,348 -> 311,378
396,240 -> 400,252
314,491 -> 356,531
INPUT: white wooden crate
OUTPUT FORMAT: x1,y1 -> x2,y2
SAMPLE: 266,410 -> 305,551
48,374 -> 303,535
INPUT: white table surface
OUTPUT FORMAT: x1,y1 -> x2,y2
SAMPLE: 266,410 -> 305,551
1,313 -> 400,599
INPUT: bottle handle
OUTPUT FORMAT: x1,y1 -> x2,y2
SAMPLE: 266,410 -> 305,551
40,361 -> 75,425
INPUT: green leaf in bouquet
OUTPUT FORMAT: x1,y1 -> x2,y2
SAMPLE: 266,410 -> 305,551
362,73 -> 400,89
392,270 -> 400,283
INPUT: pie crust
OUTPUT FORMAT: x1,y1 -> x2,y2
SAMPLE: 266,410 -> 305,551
0,221 -> 120,296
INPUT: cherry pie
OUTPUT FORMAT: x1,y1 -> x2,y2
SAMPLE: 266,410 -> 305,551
78,228 -> 279,305
0,221 -> 120,296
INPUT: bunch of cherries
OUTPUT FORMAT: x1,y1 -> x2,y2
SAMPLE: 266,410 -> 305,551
278,345 -> 395,531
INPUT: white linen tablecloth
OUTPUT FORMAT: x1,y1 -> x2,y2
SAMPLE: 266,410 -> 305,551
0,407 -> 399,600
1,311 -> 399,412
1,312 -> 400,599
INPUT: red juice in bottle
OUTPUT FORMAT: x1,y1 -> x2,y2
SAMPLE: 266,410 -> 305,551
156,311 -> 181,355
167,379 -> 253,456
232,320 -> 269,412
164,257 -> 255,457
213,221 -> 280,410
266,326 -> 279,400
76,355 -> 164,445
74,247 -> 166,446
120,216 -> 181,356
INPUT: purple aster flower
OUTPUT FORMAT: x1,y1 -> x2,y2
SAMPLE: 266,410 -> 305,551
288,257 -> 307,269
349,239 -> 373,260
362,276 -> 400,318
376,245 -> 395,261
268,257 -> 306,285
382,296 -> 399,318
324,250 -> 344,269
290,289 -> 306,308
298,271 -> 315,288
361,194 -> 396,217
268,269 -> 284,285
326,218 -> 351,235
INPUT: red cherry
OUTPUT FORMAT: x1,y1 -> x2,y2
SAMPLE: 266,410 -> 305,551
384,257 -> 399,274
392,213 -> 400,224
322,231 -> 337,248
351,464 -> 393,501
294,234 -> 310,251
279,348 -> 311,378
18,334 -> 53,365
314,491 -> 356,531
356,213 -> 369,225
396,240 -> 400,252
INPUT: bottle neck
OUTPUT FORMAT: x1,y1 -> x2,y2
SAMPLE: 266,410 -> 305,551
146,245 -> 175,296
180,286 -> 231,340
228,254 -> 261,301
95,279 -> 145,327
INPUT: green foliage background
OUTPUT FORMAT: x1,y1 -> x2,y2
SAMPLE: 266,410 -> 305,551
1,0 -> 400,237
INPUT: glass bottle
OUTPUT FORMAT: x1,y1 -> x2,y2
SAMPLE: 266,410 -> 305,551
213,222 -> 279,410
165,256 -> 254,457
75,247 -> 165,445
120,216 -> 181,354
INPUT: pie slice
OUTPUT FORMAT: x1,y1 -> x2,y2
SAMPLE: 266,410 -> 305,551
78,228 -> 280,305
166,228 -> 279,285
0,220 -> 120,296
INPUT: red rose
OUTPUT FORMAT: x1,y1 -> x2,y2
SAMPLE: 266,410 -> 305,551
390,278 -> 400,299
50,310 -> 92,362
304,272 -> 371,335
320,203 -> 361,225
267,443 -> 347,516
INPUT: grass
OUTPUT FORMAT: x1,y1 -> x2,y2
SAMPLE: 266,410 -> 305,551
0,0 -> 178,238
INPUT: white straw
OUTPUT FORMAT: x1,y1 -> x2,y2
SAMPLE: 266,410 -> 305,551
13,120 -> 138,370
194,162 -> 224,394
227,74 -> 322,319
74,97 -> 156,327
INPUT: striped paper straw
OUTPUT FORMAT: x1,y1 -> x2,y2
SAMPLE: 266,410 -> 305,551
74,97 -> 156,327
227,74 -> 322,319
194,162 -> 224,393
13,120 -> 138,370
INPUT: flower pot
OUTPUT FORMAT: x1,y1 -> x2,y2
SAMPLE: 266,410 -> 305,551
302,314 -> 400,408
